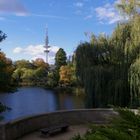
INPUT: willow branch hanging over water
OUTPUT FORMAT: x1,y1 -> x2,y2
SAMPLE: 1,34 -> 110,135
75,1 -> 140,107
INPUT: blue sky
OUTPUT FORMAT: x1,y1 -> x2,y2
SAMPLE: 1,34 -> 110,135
0,0 -> 122,64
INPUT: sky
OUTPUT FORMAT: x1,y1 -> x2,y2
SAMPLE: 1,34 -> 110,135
0,0 -> 123,64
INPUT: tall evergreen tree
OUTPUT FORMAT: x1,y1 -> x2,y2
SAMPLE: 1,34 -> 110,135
55,48 -> 67,69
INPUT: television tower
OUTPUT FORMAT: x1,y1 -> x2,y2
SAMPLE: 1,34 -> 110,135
44,28 -> 50,63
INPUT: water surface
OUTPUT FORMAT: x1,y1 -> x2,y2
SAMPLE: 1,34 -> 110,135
0,87 -> 84,121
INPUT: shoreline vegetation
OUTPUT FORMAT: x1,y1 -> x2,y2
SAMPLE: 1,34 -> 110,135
0,0 -> 140,116
71,108 -> 140,140
0,1 -> 140,139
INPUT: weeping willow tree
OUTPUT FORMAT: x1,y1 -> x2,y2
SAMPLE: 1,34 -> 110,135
130,58 -> 140,107
76,36 -> 114,107
116,0 -> 140,18
129,14 -> 140,107
76,34 -> 129,107
75,0 -> 140,108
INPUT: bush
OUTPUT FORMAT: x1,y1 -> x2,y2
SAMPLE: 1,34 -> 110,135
71,108 -> 140,140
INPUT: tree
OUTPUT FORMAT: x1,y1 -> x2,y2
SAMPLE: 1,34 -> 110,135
13,58 -> 49,86
75,0 -> 140,108
32,58 -> 49,69
13,60 -> 33,85
0,52 -> 14,91
55,48 -> 67,69
0,31 -> 13,91
129,58 -> 140,107
21,68 -> 34,84
0,30 -> 6,43
59,65 -> 73,86
12,68 -> 25,84
14,60 -> 33,69
116,0 -> 140,18
0,31 -> 11,116
32,58 -> 48,86
76,38 -> 114,107
54,48 -> 67,85
46,71 -> 58,88
33,67 -> 48,85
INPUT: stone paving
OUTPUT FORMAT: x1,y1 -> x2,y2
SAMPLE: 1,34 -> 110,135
19,125 -> 89,140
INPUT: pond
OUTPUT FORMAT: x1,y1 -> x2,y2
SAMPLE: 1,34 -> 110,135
0,87 -> 85,121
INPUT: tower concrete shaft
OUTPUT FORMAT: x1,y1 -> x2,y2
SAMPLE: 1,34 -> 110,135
44,28 -> 50,63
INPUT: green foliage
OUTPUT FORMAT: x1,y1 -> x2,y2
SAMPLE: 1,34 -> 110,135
71,109 -> 140,140
55,48 -> 67,69
76,36 -> 122,107
53,48 -> 67,85
0,51 -> 14,91
116,0 -> 140,18
75,10 -> 140,107
0,30 -> 6,43
21,68 -> 35,82
14,60 -> 33,69
129,58 -> 140,107
59,64 -> 77,86
0,31 -> 13,91
46,71 -> 58,88
33,67 -> 48,86
12,68 -> 26,83
32,58 -> 49,69
12,59 -> 48,87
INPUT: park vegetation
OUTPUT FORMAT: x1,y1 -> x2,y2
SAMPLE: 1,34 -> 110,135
71,108 -> 140,140
0,31 -> 14,91
75,0 -> 140,108
0,0 -> 140,112
0,42 -> 76,90
11,48 -> 77,88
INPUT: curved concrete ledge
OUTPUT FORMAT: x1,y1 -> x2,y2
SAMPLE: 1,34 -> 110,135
0,109 -> 116,140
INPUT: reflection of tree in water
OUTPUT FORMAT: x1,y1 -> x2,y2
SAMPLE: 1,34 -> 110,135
0,102 -> 11,120
64,97 -> 74,109
57,92 -> 84,110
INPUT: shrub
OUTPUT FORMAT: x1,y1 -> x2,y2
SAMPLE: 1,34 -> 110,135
71,108 -> 140,140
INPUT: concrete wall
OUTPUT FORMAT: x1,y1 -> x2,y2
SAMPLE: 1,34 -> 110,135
0,109 -> 116,140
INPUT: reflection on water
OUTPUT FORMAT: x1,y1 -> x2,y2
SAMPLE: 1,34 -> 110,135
0,87 -> 84,121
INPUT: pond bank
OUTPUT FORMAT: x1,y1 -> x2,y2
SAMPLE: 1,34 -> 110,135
0,109 -> 116,140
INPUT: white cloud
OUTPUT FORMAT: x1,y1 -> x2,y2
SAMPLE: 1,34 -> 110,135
13,47 -> 23,53
13,45 -> 44,55
74,2 -> 84,8
13,44 -> 60,64
0,0 -> 27,16
83,0 -> 126,24
95,2 -> 124,24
